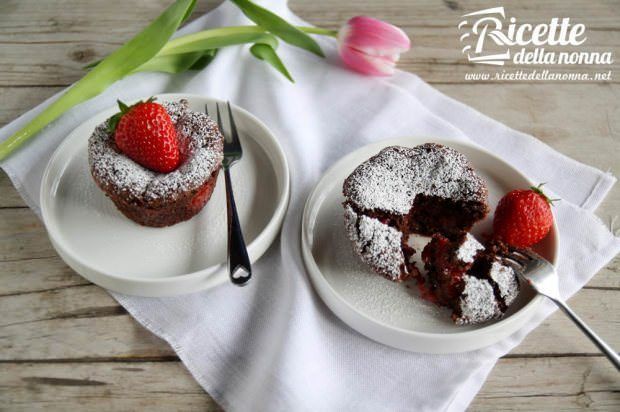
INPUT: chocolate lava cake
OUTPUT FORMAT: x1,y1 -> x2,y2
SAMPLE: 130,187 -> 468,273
343,144 -> 489,281
88,100 -> 223,227
421,234 -> 520,325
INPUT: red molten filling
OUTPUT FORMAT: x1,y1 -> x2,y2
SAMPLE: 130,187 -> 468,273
190,179 -> 215,210
421,234 -> 469,307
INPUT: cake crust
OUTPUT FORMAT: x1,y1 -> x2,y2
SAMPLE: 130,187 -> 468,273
343,144 -> 488,216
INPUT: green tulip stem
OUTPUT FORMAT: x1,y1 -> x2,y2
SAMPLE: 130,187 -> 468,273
0,20 -> 337,161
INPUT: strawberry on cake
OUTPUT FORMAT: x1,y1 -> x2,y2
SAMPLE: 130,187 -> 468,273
88,98 -> 223,227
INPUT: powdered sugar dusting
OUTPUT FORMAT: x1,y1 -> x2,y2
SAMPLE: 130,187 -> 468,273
343,144 -> 487,215
456,233 -> 484,263
88,99 -> 223,204
455,275 -> 502,325
344,205 -> 404,279
489,260 -> 519,307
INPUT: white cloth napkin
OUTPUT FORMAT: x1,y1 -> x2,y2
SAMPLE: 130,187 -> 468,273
2,1 -> 619,410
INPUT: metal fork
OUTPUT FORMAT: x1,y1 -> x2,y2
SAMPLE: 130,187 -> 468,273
505,249 -> 619,370
207,102 -> 252,286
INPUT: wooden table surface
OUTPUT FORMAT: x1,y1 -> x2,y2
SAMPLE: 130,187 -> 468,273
1,0 -> 619,410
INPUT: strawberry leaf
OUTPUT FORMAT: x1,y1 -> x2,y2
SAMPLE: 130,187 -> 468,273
531,183 -> 560,205
107,97 -> 157,134
107,114 -> 122,135
118,100 -> 130,113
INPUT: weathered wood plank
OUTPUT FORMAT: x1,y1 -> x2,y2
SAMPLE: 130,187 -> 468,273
1,284 -> 120,328
3,0 -> 619,37
0,0 -> 216,40
0,208 -> 56,261
0,357 -> 617,410
0,280 -> 617,360
289,0 -> 620,29
0,170 -> 27,208
0,316 -> 175,361
0,0 -> 618,86
513,289 -> 620,355
0,284 -> 174,360
0,361 -> 222,411
472,356 -> 620,410
1,1 -> 619,410
0,256 -> 89,296
0,86 -> 62,129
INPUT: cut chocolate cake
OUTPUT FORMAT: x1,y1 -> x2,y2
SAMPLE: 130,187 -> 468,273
342,144 -> 489,281
344,205 -> 417,281
421,234 -> 520,325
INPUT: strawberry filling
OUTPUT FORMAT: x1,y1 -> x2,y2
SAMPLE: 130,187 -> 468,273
191,180 -> 216,210
421,234 -> 471,306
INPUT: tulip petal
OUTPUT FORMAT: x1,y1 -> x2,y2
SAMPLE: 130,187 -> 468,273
341,16 -> 410,55
339,45 -> 396,76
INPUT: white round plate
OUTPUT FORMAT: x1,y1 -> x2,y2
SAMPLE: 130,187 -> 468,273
41,93 -> 290,297
301,137 -> 559,353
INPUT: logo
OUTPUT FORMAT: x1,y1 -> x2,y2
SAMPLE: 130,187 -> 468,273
458,7 -> 612,66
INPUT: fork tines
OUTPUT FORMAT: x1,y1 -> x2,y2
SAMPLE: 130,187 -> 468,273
502,248 -> 535,271
206,102 -> 242,155
215,103 -> 224,138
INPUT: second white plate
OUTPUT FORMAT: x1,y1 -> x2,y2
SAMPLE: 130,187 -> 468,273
41,93 -> 290,297
301,137 -> 558,353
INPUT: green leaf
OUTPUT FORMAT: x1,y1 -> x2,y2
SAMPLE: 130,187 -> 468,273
85,25 -> 335,70
159,26 -> 271,55
0,0 -> 197,161
250,43 -> 294,82
230,0 -> 324,57
133,49 -> 217,73
188,49 -> 219,70
88,27 -> 266,70
83,59 -> 101,70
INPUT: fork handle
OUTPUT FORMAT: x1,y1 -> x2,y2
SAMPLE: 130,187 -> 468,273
224,166 -> 252,286
551,298 -> 620,371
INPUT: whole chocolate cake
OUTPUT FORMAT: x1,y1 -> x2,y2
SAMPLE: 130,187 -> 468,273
88,100 -> 223,227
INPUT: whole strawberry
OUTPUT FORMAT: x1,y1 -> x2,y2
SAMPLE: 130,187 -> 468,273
493,184 -> 556,248
109,99 -> 180,173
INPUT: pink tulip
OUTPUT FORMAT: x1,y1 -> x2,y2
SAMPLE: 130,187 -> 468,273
337,16 -> 411,76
